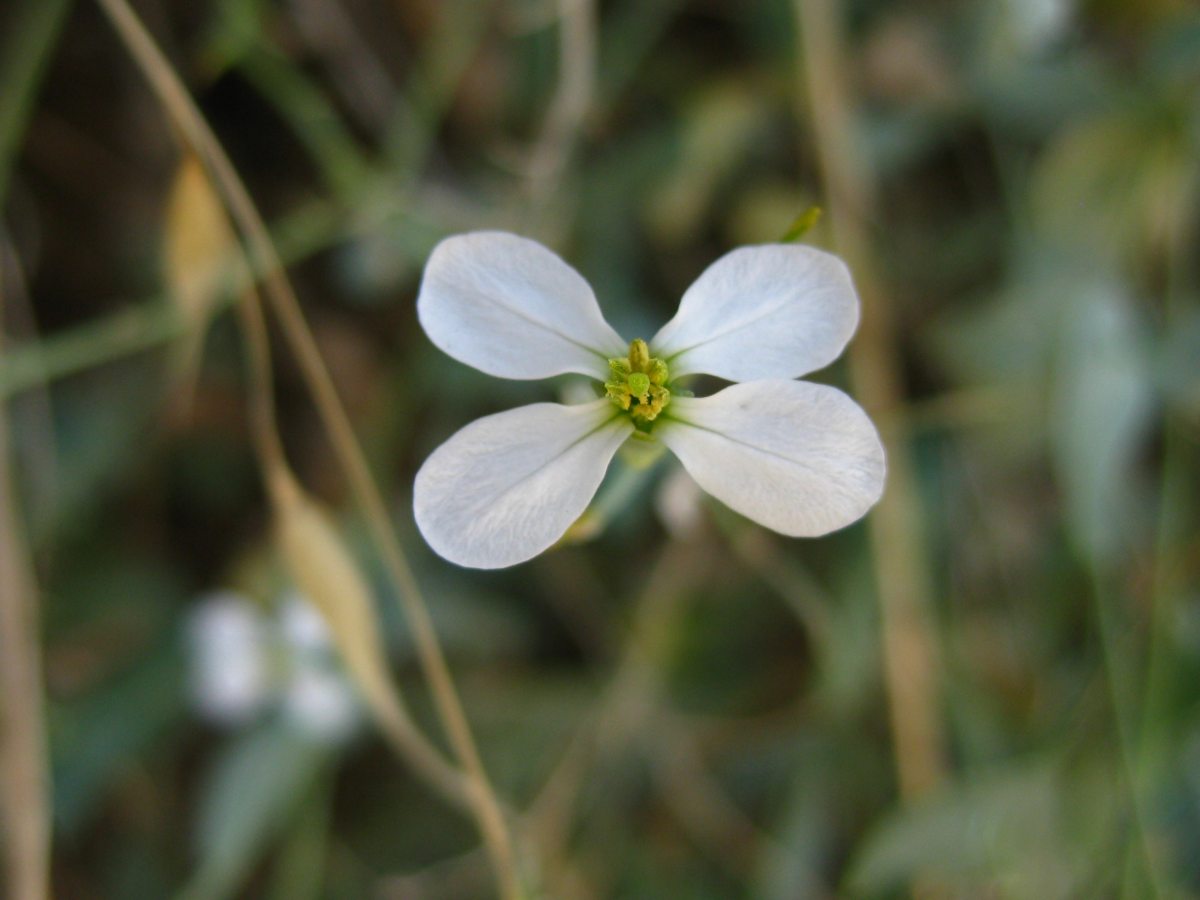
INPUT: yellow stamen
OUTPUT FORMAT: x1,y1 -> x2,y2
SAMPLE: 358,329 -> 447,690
604,339 -> 671,426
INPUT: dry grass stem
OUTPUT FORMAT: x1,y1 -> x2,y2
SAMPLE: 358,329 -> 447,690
93,1 -> 521,894
792,0 -> 946,800
173,154 -> 474,813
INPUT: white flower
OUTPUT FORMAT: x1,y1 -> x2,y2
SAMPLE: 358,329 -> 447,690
186,592 -> 271,725
413,231 -> 886,569
186,591 -> 361,744
277,592 -> 361,741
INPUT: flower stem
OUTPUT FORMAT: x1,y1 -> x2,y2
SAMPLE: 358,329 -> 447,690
91,1 -> 522,895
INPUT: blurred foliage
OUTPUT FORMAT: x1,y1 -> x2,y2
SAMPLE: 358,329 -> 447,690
2,0 -> 1200,897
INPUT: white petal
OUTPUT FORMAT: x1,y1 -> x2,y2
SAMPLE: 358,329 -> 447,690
417,231 -> 626,379
414,400 -> 632,568
651,244 -> 859,380
659,380 -> 885,536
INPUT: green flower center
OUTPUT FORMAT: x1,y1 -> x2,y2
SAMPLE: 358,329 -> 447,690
605,339 -> 671,426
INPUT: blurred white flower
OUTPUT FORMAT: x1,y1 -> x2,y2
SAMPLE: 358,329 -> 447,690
414,231 -> 886,568
186,591 -> 359,744
186,592 -> 270,725
282,665 -> 360,741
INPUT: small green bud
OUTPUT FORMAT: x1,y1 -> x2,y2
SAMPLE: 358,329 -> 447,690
627,372 -> 651,398
780,206 -> 823,242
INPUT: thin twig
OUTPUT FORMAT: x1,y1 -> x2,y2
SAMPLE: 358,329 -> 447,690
232,292 -> 287,477
792,0 -> 946,800
91,1 -> 521,895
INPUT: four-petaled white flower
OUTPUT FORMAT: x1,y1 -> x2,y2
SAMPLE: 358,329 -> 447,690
413,231 -> 886,569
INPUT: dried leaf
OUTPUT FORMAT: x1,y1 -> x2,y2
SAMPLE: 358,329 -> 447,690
163,154 -> 238,391
268,466 -> 410,739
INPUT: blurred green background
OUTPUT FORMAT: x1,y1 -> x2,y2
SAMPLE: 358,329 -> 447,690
2,0 -> 1199,897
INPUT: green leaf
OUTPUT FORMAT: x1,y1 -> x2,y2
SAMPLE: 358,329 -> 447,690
847,761 -> 1112,897
1052,278 -> 1154,565
180,724 -> 329,900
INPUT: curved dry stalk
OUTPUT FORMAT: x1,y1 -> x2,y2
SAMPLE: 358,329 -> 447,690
92,1 -> 521,895
235,283 -> 472,813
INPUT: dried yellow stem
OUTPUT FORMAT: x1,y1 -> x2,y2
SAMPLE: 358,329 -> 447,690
93,1 -> 521,894
0,272 -> 51,900
792,0 -> 946,799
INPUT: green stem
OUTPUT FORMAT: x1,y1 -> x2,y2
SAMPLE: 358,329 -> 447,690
1091,568 -> 1167,899
0,198 -> 364,400
0,301 -> 180,399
